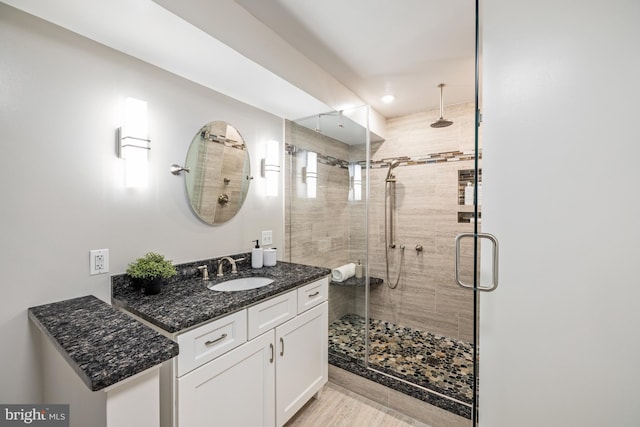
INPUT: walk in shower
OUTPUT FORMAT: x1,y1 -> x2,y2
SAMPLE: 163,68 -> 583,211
285,102 -> 481,424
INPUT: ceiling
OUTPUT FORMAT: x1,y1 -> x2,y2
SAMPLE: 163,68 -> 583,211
234,0 -> 477,119
2,0 -> 477,142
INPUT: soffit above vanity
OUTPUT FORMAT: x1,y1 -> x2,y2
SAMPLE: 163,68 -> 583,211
0,0 -> 332,120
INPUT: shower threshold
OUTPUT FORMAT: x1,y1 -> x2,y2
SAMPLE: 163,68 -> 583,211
328,314 -> 474,420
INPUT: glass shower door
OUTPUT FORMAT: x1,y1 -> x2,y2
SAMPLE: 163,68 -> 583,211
365,2 -> 484,424
365,105 -> 480,422
285,105 -> 370,371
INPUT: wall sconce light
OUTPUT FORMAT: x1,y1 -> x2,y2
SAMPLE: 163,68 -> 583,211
117,97 -> 150,188
302,151 -> 318,199
261,139 -> 280,197
348,163 -> 362,201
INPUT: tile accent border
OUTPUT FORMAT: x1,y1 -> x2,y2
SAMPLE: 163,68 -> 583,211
285,143 -> 352,169
372,149 -> 482,170
200,129 -> 246,151
286,143 -> 481,171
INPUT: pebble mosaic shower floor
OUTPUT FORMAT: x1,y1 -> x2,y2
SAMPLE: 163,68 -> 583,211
328,314 -> 474,404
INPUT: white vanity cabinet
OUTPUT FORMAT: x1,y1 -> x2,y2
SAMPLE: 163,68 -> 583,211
177,330 -> 275,427
275,298 -> 328,425
173,276 -> 328,427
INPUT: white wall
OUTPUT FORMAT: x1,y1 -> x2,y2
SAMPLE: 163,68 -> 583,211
480,1 -> 640,425
0,4 -> 284,403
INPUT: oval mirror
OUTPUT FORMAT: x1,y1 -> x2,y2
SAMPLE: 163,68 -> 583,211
184,121 -> 251,225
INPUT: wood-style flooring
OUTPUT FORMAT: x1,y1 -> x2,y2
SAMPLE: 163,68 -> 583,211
284,383 -> 432,427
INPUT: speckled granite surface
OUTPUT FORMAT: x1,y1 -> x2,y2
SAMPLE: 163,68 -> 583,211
329,353 -> 472,419
330,276 -> 383,287
328,314 -> 474,419
112,256 -> 331,333
28,295 -> 179,392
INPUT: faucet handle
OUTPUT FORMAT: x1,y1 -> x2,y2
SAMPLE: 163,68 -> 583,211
197,265 -> 209,281
231,257 -> 245,274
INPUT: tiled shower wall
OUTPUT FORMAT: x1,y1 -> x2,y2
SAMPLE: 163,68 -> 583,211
369,102 -> 479,342
285,101 -> 480,342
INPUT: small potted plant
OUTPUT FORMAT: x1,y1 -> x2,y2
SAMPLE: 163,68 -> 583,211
126,252 -> 177,295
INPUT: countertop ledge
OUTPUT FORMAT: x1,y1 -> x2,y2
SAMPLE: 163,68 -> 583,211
111,261 -> 331,334
28,295 -> 179,392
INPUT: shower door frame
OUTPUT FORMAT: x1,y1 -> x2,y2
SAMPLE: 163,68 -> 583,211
471,1 -> 481,423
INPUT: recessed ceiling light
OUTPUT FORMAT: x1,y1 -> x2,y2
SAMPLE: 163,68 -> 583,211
381,95 -> 395,103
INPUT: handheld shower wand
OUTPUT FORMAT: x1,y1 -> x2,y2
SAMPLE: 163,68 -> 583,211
386,159 -> 400,181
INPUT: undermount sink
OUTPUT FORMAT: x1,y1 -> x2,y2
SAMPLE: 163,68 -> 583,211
207,277 -> 274,292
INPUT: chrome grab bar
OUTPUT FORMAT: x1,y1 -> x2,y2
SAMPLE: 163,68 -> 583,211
455,232 -> 499,292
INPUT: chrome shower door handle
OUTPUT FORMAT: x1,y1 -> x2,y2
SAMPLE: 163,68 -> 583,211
455,232 -> 499,292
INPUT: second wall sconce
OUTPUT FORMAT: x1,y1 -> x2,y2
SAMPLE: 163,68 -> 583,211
261,139 -> 281,197
348,163 -> 362,202
302,151 -> 317,199
117,97 -> 151,188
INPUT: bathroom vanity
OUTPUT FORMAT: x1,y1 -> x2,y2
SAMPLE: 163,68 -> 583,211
112,259 -> 330,427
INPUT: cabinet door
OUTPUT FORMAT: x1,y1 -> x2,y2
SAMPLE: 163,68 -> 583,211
275,301 -> 328,426
177,331 -> 275,427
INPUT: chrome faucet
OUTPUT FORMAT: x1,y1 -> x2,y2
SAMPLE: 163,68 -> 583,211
217,256 -> 245,277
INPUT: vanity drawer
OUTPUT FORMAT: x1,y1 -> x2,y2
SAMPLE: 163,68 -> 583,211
247,290 -> 297,340
297,277 -> 328,314
176,310 -> 247,377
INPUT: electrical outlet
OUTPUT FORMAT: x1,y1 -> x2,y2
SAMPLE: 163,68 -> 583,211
90,249 -> 109,275
261,230 -> 273,246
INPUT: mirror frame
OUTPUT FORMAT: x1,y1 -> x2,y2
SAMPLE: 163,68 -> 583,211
183,121 -> 251,225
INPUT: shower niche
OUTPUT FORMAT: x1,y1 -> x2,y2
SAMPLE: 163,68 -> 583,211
458,168 -> 482,223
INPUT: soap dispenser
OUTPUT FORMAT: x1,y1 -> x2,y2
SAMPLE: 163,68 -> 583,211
251,240 -> 263,269
355,259 -> 363,279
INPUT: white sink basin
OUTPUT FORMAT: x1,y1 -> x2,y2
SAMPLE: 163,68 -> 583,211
207,277 -> 274,292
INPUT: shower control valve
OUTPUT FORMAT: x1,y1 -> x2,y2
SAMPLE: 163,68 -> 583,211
415,244 -> 423,252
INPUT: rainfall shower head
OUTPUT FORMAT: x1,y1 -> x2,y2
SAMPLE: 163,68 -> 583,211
430,83 -> 453,128
431,117 -> 454,128
385,160 -> 400,181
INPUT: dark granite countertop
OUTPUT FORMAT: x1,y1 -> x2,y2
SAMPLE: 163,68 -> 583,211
112,260 -> 331,334
28,295 -> 179,392
330,276 -> 384,287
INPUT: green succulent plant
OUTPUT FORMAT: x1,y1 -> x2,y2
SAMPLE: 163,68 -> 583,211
126,252 -> 177,280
